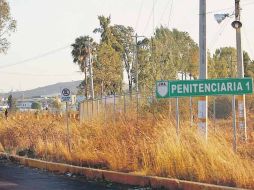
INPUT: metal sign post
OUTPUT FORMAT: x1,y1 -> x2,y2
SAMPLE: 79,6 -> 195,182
66,101 -> 71,153
176,97 -> 180,136
61,88 -> 71,152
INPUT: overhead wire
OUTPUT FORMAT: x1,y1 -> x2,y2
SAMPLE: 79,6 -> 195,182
242,25 -> 254,59
167,0 -> 174,28
1,71 -> 78,77
205,0 -> 254,15
135,0 -> 145,31
156,0 -> 173,28
142,0 -> 158,36
0,44 -> 70,69
208,17 -> 231,51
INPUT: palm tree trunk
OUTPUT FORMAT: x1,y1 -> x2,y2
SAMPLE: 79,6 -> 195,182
84,61 -> 88,99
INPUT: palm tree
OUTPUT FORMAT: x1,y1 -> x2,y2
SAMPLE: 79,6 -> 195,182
71,36 -> 96,98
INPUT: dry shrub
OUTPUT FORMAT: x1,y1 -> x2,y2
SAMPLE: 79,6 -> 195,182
0,112 -> 253,188
0,142 -> 4,152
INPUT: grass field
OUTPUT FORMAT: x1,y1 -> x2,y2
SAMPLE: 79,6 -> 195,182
0,111 -> 253,189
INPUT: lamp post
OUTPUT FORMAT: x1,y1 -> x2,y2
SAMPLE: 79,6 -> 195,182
232,0 -> 247,141
213,0 -> 247,148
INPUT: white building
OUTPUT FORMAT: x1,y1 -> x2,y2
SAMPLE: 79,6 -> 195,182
16,100 -> 34,111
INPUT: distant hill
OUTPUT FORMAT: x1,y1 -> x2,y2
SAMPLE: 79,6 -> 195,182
1,81 -> 81,99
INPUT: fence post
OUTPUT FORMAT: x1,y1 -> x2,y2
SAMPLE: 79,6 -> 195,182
97,99 -> 99,115
168,99 -> 171,121
92,99 -> 94,118
113,93 -> 116,124
124,93 -> 126,115
104,96 -> 107,124
66,102 -> 71,153
232,95 -> 237,152
176,97 -> 180,136
86,100 -> 89,120
213,97 -> 216,131
152,93 -> 156,125
136,92 -> 139,124
190,97 -> 193,127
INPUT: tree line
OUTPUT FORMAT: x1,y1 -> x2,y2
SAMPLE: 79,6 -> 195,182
71,15 -> 254,98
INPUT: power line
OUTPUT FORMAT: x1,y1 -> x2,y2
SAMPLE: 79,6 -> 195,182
142,0 -> 158,35
0,44 -> 70,69
156,0 -> 173,28
1,71 -> 78,77
135,0 -> 145,31
167,0 -> 174,28
204,1 -> 254,15
208,17 -> 231,50
242,26 -> 254,59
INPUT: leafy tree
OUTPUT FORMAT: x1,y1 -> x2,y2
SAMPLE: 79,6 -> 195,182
209,47 -> 254,78
31,102 -> 41,110
94,42 -> 122,95
93,16 -> 123,95
208,51 -> 216,78
243,51 -> 253,77
93,15 -> 121,51
136,38 -> 152,92
111,24 -> 135,93
137,27 -> 198,92
246,60 -> 254,78
0,0 -> 16,53
212,47 -> 237,78
7,94 -> 16,112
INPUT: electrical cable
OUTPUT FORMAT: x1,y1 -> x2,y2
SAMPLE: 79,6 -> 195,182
241,13 -> 254,59
142,0 -> 158,36
205,0 -> 254,15
135,0 -> 145,31
0,44 -> 70,69
208,17 -> 231,50
167,0 -> 174,28
1,71 -> 78,77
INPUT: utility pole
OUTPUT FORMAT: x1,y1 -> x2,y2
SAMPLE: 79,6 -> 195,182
132,33 -> 145,92
133,33 -> 145,123
88,39 -> 94,100
232,0 -> 247,141
198,0 -> 208,139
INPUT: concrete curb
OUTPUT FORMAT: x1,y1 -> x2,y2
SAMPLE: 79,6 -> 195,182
0,153 -> 247,190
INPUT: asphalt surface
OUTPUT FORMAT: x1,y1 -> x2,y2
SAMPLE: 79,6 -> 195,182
0,158 -> 149,190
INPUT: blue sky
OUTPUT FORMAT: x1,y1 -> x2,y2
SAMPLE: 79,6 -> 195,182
0,0 -> 254,92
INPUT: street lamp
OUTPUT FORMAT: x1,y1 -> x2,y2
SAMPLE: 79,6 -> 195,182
231,20 -> 242,29
214,13 -> 229,24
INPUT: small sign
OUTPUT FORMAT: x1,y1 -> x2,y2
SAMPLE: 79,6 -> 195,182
61,88 -> 71,102
156,78 -> 253,98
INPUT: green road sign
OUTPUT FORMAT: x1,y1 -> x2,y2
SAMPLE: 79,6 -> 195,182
156,78 -> 253,98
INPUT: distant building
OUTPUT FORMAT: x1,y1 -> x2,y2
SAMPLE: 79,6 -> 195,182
0,105 -> 8,111
16,100 -> 34,111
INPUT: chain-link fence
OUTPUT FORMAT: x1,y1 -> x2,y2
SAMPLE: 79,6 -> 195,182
79,92 -> 254,129
79,92 -> 202,126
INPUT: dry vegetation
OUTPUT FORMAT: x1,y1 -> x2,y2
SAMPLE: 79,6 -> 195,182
0,111 -> 253,189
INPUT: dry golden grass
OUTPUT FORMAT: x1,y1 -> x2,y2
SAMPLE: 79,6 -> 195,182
0,112 -> 253,189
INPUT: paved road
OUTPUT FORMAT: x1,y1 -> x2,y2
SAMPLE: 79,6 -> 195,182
0,158 -> 148,190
